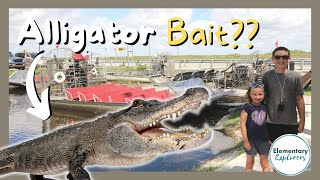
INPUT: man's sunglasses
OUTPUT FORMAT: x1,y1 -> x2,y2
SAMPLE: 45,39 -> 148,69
273,55 -> 290,60
250,82 -> 264,88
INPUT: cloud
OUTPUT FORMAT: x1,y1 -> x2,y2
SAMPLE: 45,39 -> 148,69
124,9 -> 193,27
207,8 -> 311,53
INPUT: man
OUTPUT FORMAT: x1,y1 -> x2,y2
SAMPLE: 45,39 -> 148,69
262,46 -> 305,142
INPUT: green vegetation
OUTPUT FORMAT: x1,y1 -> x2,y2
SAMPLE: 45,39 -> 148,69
135,62 -> 148,71
290,50 -> 311,58
100,50 -> 310,61
258,50 -> 311,60
195,110 -> 243,172
195,166 -> 220,172
112,64 -> 147,73
221,141 -> 244,156
304,86 -> 311,96
194,142 -> 244,172
224,110 -> 241,127
115,64 -> 137,72
9,68 -> 48,77
9,69 -> 16,77
35,68 -> 48,76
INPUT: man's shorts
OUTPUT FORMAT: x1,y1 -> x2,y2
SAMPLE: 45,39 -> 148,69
266,123 -> 298,142
244,138 -> 270,156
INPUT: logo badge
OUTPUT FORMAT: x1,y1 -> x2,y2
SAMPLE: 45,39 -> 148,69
269,134 -> 311,176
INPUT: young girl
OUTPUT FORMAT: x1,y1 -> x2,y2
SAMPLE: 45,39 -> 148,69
240,82 -> 270,172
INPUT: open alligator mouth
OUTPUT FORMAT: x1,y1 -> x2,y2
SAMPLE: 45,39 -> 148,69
128,88 -> 210,143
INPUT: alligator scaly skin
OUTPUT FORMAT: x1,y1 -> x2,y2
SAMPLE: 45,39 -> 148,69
1,88 -> 212,180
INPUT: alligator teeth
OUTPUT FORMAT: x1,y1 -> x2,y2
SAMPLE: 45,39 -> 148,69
153,122 -> 156,126
156,120 -> 159,122
149,123 -> 152,127
166,133 -> 170,137
167,114 -> 170,118
163,133 -> 166,137
177,111 -> 181,116
172,113 -> 176,119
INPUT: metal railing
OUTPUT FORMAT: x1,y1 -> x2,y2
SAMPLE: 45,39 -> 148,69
93,58 -> 311,71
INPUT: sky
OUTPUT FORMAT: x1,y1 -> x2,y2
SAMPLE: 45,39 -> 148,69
9,8 -> 311,57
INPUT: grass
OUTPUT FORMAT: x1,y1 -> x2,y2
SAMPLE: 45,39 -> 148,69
224,110 -> 241,127
194,142 -> 244,172
195,166 -> 220,172
194,110 -> 243,172
99,50 -> 311,61
220,141 -> 245,156
304,86 -> 311,96
9,69 -> 16,77
9,68 -> 48,76
114,63 -> 147,72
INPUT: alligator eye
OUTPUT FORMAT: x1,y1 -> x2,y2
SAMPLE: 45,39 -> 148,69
132,99 -> 145,108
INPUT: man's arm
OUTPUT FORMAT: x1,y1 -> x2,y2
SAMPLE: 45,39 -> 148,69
296,95 -> 305,133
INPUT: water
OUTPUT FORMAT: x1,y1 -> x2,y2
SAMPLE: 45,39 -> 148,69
9,88 -> 90,144
90,147 -> 214,172
8,87 -> 235,172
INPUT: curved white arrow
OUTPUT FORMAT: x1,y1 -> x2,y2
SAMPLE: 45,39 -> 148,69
26,51 -> 51,120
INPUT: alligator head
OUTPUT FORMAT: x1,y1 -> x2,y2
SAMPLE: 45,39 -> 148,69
102,87 -> 211,166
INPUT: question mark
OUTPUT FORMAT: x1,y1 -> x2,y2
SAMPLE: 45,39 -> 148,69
231,19 -> 244,49
246,19 -> 260,49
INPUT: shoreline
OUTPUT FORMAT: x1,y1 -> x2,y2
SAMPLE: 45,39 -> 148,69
198,114 -> 243,171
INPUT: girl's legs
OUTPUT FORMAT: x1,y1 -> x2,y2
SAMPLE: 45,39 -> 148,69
259,155 -> 270,172
245,155 -> 255,172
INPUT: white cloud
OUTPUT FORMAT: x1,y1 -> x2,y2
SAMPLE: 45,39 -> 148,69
207,8 -> 311,53
124,9 -> 193,27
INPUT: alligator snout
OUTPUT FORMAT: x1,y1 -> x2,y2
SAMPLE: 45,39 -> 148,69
185,87 -> 209,96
